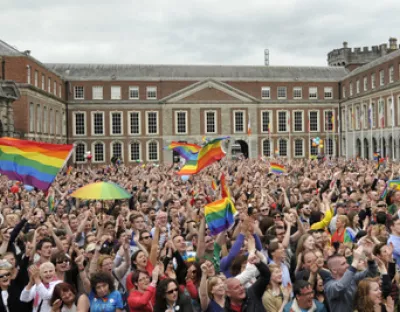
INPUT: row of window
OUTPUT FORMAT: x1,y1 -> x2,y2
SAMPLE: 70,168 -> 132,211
73,85 -> 334,101
74,140 -> 159,163
341,96 -> 400,130
27,66 -> 62,98
261,86 -> 333,100
29,103 -> 66,135
74,86 -> 156,100
261,138 -> 335,157
343,64 -> 399,98
73,110 -> 335,137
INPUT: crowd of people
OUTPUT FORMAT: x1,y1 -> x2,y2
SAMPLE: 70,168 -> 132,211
0,157 -> 399,312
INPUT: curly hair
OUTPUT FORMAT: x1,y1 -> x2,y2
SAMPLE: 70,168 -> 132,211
90,272 -> 115,296
154,278 -> 180,311
354,277 -> 380,312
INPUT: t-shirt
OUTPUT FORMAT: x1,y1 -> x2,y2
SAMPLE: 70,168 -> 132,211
89,290 -> 124,312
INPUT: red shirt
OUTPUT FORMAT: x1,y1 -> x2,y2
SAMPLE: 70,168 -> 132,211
126,261 -> 154,292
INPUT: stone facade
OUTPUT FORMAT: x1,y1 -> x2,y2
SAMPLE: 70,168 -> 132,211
0,80 -> 19,137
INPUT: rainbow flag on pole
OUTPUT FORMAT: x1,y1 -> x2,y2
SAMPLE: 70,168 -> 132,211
205,197 -> 237,236
178,137 -> 228,175
0,138 -> 73,190
270,163 -> 286,175
165,142 -> 201,160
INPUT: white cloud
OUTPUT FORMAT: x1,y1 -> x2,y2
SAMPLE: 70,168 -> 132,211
1,0 -> 400,66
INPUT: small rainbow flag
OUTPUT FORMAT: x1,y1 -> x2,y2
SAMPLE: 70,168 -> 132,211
183,251 -> 196,263
388,180 -> 400,190
270,163 -> 286,175
220,173 -> 230,198
373,153 -> 380,161
211,179 -> 217,190
165,142 -> 201,161
205,197 -> 237,236
0,138 -> 73,190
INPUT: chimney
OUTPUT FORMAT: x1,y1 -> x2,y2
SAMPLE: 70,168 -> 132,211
23,50 -> 31,56
343,41 -> 348,48
389,37 -> 398,50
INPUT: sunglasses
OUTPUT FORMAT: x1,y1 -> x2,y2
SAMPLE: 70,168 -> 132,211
0,273 -> 10,279
166,288 -> 178,294
56,259 -> 69,264
141,236 -> 151,240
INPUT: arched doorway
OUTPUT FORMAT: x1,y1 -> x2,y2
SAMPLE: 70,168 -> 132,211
373,138 -> 378,154
382,138 -> 387,158
231,140 -> 249,158
363,138 -> 369,159
356,139 -> 361,158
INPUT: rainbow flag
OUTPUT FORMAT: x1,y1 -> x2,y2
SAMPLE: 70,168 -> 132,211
388,180 -> 400,190
270,163 -> 286,175
205,197 -> 237,236
0,138 -> 73,190
183,251 -> 196,263
178,137 -> 228,175
165,142 -> 201,161
211,179 -> 217,190
220,173 -> 230,198
373,153 -> 380,161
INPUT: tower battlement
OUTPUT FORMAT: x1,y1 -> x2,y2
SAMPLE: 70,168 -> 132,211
327,38 -> 399,68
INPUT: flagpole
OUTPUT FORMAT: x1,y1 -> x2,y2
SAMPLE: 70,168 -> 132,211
337,111 -> 341,158
308,119 -> 311,159
352,103 -> 355,158
288,113 -> 291,161
380,96 -> 383,157
392,92 -> 395,160
369,99 -> 373,159
361,103 -> 364,158
345,107 -> 349,160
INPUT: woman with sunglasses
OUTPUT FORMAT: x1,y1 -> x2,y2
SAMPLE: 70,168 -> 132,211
0,259 -> 24,312
154,278 -> 193,312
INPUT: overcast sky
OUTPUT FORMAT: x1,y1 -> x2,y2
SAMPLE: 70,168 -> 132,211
2,0 -> 399,66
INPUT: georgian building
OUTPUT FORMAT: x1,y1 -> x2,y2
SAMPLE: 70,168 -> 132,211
1,37 -> 400,163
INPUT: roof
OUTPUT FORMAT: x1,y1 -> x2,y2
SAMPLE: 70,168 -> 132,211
0,39 -> 24,56
44,63 -> 349,82
343,49 -> 400,80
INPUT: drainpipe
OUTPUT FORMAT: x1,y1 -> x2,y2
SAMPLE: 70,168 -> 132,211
1,58 -> 5,80
65,81 -> 69,144
338,81 -> 342,158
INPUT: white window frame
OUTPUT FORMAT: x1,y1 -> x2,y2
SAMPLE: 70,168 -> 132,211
262,139 -> 273,157
175,111 -> 188,135
277,87 -> 287,99
260,110 -> 272,133
29,103 -> 35,132
293,110 -> 304,132
389,66 -> 394,83
349,82 -> 353,96
58,84 -> 62,98
146,86 -> 157,99
128,111 -> 141,135
110,141 -> 124,160
324,110 -> 334,132
294,138 -> 304,158
34,71 -> 38,87
91,111 -> 105,136
36,104 -> 42,133
111,86 -> 121,100
363,105 -> 368,130
49,108 -> 54,134
355,106 -> 360,130
277,110 -> 288,133
129,141 -> 141,162
233,110 -> 246,134
41,74 -> 45,90
55,111 -> 59,135
380,70 -> 385,86
204,110 -> 217,134
48,78 -> 51,93
73,111 -> 86,136
324,87 -> 333,99
53,81 -> 57,95
146,111 -> 159,135
309,110 -> 319,132
92,86 -> 103,100
62,111 -> 66,136
363,77 -> 368,91
325,138 -> 335,156
43,106 -> 48,134
372,103 -> 376,128
110,111 -> 123,135
293,87 -> 302,99
371,73 -> 376,89
27,66 -> 31,84
147,140 -> 159,161
278,138 -> 288,157
387,97 -> 393,127
341,109 -> 346,131
310,138 -> 318,157
356,80 -> 360,94
309,87 -> 318,99
342,86 -> 346,98
74,142 -> 87,164
261,87 -> 270,99
74,86 -> 84,99
92,141 -> 105,163
129,86 -> 139,99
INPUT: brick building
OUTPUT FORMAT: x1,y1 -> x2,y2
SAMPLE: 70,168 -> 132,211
1,38 -> 399,163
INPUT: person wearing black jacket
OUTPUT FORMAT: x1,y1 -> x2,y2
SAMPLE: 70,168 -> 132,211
224,253 -> 271,312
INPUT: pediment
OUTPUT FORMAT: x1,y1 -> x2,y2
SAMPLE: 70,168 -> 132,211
162,79 -> 258,103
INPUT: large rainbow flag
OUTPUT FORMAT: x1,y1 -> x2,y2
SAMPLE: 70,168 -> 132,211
0,138 -> 73,190
178,137 -> 228,175
205,197 -> 237,236
165,142 -> 201,160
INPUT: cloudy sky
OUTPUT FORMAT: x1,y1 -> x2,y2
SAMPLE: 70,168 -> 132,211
2,0 -> 399,66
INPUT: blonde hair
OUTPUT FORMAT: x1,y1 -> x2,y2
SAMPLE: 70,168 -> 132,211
98,255 -> 113,268
207,276 -> 223,299
39,262 -> 55,277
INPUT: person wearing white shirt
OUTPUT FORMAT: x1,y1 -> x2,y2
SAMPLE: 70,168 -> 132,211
20,262 -> 61,312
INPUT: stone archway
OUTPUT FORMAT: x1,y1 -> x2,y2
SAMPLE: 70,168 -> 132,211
364,138 -> 369,159
232,140 -> 249,158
